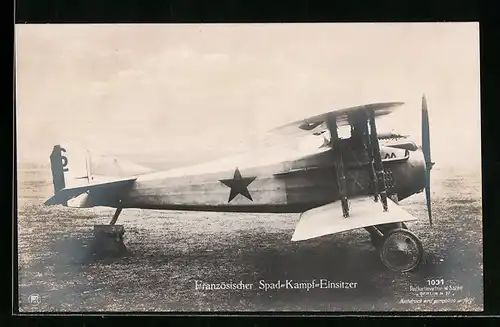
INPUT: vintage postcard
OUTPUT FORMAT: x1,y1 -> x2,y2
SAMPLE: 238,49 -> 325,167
15,23 -> 482,312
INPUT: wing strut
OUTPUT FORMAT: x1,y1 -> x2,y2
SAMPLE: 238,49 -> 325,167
326,117 -> 350,217
323,107 -> 390,217
368,112 -> 389,212
365,127 -> 379,202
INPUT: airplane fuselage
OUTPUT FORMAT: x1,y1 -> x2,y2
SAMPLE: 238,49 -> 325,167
95,142 -> 426,213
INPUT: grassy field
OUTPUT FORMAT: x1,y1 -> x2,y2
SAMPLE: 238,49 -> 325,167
16,164 -> 483,312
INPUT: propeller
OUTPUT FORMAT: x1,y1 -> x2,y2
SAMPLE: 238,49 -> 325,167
421,94 -> 435,225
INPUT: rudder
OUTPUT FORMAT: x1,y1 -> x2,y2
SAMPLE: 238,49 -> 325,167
49,143 -> 91,194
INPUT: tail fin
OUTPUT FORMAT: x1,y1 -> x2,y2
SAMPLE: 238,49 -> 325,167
50,144 -> 89,193
49,143 -> 154,207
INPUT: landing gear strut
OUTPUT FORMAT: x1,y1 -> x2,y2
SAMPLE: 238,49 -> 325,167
366,223 -> 423,272
92,208 -> 127,257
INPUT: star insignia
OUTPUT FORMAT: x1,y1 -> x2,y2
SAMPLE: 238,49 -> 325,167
219,168 -> 257,203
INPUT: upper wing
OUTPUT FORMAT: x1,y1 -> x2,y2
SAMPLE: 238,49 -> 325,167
44,177 -> 136,207
291,196 -> 418,242
270,102 -> 404,136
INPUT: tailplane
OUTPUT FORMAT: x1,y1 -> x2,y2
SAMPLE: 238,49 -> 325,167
48,143 -> 153,207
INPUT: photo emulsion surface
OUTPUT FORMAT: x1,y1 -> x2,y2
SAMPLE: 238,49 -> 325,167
15,23 -> 482,312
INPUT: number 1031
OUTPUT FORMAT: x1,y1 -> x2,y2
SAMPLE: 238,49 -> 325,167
427,279 -> 444,286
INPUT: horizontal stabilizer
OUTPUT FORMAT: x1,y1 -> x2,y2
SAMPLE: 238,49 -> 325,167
291,197 -> 418,242
44,177 -> 136,206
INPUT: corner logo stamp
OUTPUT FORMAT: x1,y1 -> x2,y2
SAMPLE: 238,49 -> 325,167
28,293 -> 41,306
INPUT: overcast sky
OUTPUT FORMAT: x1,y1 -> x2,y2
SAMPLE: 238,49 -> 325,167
15,23 -> 480,170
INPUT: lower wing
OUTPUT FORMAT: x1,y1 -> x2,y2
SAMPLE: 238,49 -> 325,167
292,197 -> 418,241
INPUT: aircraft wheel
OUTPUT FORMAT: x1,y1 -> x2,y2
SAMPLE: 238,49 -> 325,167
378,228 -> 423,272
378,222 -> 408,234
370,223 -> 408,249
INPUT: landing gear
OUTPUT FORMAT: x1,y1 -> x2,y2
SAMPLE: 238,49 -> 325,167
369,222 -> 407,248
91,208 -> 127,257
366,223 -> 423,272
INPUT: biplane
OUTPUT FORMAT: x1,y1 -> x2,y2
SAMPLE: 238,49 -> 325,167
44,95 -> 434,272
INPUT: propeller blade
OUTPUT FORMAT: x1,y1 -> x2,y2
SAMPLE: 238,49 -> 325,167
425,168 -> 432,226
421,95 -> 432,166
421,94 -> 433,226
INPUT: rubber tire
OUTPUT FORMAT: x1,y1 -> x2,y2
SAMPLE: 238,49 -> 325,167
378,228 -> 424,273
378,222 -> 408,234
370,222 -> 408,249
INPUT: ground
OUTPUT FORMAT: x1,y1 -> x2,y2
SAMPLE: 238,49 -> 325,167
17,164 -> 483,312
